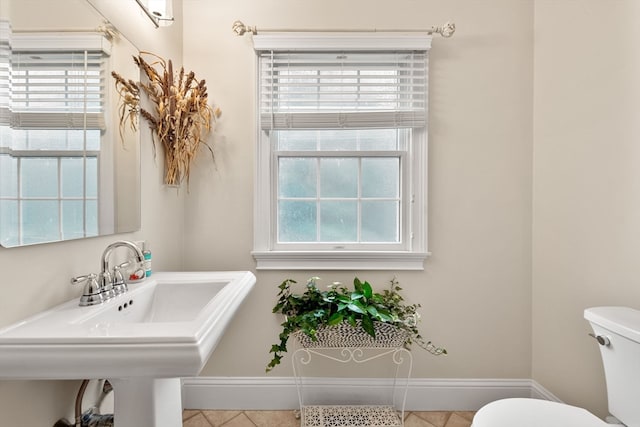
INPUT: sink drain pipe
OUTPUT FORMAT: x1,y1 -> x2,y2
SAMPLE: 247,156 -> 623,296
74,380 -> 90,427
53,380 -> 114,427
78,380 -> 114,427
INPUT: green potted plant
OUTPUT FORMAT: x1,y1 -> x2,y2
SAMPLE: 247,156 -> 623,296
266,276 -> 446,372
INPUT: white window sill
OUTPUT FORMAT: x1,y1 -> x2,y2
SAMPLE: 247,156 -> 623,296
252,251 -> 430,271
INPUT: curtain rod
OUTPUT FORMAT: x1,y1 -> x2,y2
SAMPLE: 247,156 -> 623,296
13,22 -> 119,40
232,20 -> 455,38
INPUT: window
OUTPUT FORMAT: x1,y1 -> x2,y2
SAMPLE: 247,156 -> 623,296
0,31 -> 107,246
253,34 -> 431,270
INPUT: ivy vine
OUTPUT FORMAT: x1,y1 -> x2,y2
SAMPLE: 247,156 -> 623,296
267,277 -> 446,372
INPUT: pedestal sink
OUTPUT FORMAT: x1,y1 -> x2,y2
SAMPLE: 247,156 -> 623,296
0,271 -> 256,426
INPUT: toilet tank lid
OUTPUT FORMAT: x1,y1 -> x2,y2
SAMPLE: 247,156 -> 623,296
585,306 -> 640,343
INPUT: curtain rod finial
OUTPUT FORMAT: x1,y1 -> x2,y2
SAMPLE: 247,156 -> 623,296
434,21 -> 456,38
232,20 -> 256,36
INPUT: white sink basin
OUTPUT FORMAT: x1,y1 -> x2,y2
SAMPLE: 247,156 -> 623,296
0,271 -> 256,379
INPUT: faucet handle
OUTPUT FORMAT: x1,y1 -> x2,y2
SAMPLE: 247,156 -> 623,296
71,274 -> 104,306
97,270 -> 115,301
112,262 -> 130,296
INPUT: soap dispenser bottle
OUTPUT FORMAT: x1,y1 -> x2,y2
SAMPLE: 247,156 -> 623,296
143,242 -> 152,277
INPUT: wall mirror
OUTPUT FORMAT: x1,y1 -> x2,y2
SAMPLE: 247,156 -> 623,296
0,0 -> 141,247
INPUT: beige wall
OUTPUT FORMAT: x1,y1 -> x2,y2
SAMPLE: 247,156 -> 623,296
532,0 -> 640,419
0,0 -> 185,425
182,0 -> 534,382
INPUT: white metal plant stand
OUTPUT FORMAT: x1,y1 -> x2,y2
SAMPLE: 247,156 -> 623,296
291,322 -> 413,427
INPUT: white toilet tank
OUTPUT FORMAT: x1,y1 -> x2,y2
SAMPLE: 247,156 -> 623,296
585,306 -> 640,427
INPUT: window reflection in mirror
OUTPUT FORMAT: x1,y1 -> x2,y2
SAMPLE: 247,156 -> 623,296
0,0 -> 141,247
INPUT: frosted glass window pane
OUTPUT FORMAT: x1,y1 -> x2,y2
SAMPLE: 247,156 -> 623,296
277,129 -> 399,152
22,158 -> 58,197
362,158 -> 399,198
86,200 -> 98,236
67,131 -> 86,150
320,201 -> 357,241
22,200 -> 59,244
26,130 -> 67,150
0,200 -> 18,246
68,130 -> 101,151
360,129 -> 399,150
320,158 -> 357,198
22,130 -> 100,151
319,130 -> 357,151
9,129 -> 27,150
279,158 -> 316,197
276,131 -> 317,151
61,158 -> 84,197
279,200 -> 316,242
85,130 -> 101,151
62,200 -> 83,240
86,157 -> 98,198
0,154 -> 17,197
361,200 -> 399,242
0,126 -> 11,149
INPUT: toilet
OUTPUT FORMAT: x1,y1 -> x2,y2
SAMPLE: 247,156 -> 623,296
472,306 -> 640,427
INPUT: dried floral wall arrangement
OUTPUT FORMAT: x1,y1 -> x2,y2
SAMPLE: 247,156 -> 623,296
112,51 -> 221,187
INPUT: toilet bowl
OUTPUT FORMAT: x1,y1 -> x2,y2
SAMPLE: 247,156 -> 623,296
471,398 -> 607,427
473,307 -> 640,427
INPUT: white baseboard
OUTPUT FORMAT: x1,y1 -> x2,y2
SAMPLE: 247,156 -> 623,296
530,380 -> 562,402
182,377 -> 560,411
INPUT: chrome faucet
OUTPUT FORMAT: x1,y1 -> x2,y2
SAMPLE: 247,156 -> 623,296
72,240 -> 145,306
99,240 -> 145,297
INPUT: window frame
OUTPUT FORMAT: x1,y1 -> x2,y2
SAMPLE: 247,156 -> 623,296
252,33 -> 431,270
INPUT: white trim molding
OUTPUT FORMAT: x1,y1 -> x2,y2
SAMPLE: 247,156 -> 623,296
12,32 -> 112,55
252,33 -> 433,52
182,377 -> 562,411
252,251 -> 430,271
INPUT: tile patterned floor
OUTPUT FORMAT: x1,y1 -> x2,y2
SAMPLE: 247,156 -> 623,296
182,410 -> 475,427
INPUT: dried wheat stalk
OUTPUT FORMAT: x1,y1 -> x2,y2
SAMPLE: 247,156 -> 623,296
112,51 -> 221,187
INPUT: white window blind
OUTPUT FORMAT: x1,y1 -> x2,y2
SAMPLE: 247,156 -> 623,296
9,33 -> 108,131
0,20 -> 11,127
11,51 -> 106,130
258,50 -> 428,131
